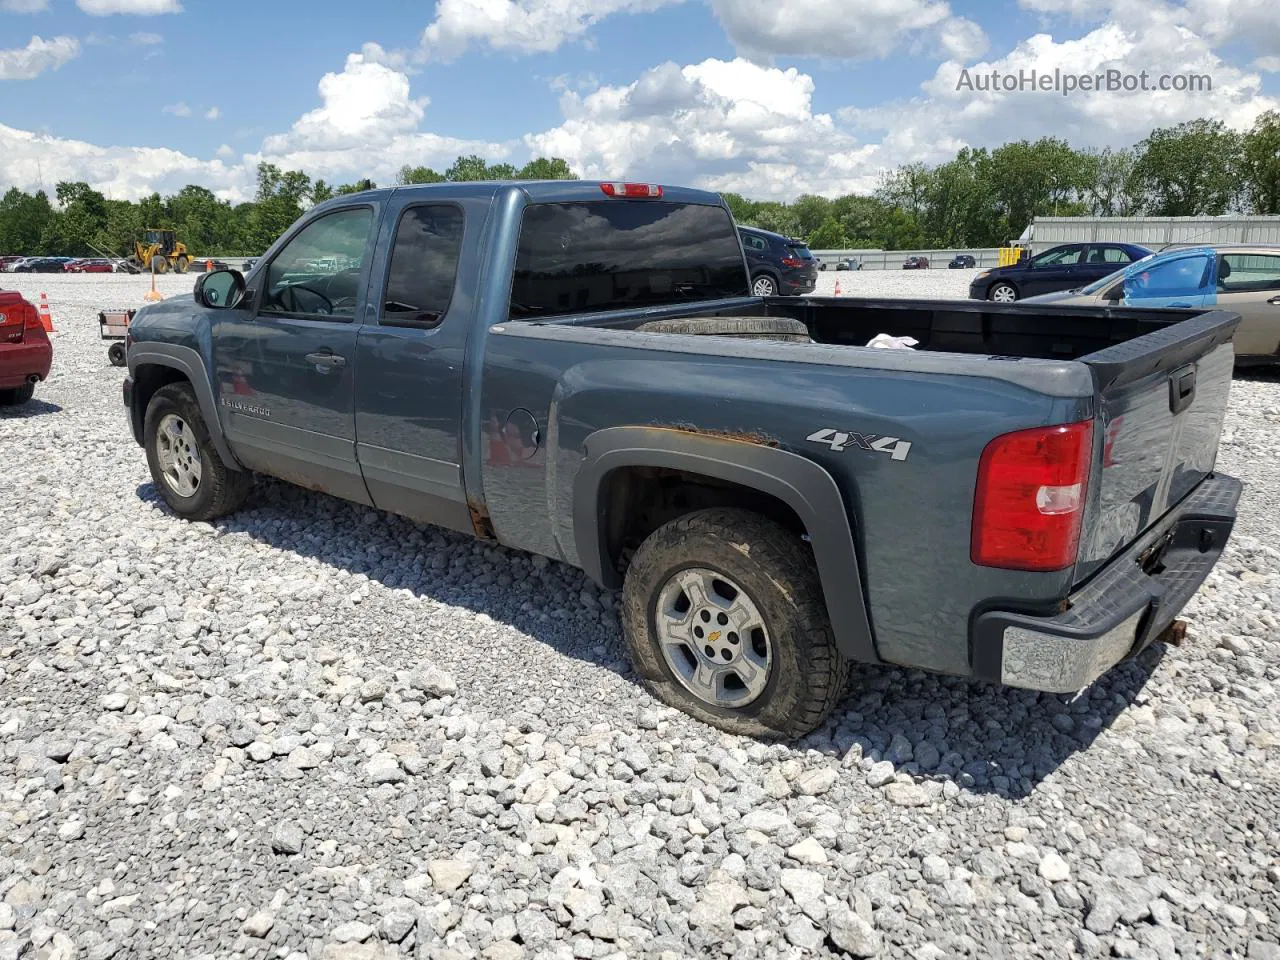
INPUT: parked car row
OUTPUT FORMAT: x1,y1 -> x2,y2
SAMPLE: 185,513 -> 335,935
2,254 -> 233,273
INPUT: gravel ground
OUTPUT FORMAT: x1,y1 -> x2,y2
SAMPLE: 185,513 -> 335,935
2,273 -> 1278,960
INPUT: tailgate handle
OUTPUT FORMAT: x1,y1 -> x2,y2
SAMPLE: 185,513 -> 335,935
1169,365 -> 1196,415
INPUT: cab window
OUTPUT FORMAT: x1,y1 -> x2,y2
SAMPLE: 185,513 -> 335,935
260,207 -> 373,318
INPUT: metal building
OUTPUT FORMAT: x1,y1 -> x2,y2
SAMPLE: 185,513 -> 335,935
1027,216 -> 1280,252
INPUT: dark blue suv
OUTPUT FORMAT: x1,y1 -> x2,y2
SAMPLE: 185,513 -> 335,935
738,226 -> 818,297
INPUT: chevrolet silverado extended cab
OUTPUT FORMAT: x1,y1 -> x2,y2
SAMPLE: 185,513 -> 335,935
122,179 -> 1243,739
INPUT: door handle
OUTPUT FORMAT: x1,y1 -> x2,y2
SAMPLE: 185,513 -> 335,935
304,351 -> 346,369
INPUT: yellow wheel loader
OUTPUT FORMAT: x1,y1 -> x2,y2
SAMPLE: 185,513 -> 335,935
122,229 -> 193,274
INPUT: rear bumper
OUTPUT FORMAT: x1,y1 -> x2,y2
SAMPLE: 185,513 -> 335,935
780,274 -> 817,295
971,472 -> 1242,694
0,341 -> 53,388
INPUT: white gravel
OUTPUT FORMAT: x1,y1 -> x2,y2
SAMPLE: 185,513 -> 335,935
2,273 -> 1278,960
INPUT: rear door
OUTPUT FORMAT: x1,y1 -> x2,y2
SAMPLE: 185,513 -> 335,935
352,196 -> 476,534
1214,251 -> 1280,358
213,203 -> 378,506
1078,244 -> 1138,287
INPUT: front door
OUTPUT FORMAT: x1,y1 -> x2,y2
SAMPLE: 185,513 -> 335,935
1215,252 -> 1280,359
1022,245 -> 1084,296
1120,250 -> 1215,309
214,203 -> 378,505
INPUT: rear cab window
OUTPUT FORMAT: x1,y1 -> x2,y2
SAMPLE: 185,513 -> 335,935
381,204 -> 465,328
509,201 -> 748,319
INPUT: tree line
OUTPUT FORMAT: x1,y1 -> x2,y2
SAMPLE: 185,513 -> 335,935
1,113 -> 1278,259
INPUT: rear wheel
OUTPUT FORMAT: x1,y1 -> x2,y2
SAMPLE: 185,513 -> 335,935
0,383 -> 35,406
175,256 -> 190,274
144,382 -> 251,521
751,275 -> 777,297
621,507 -> 849,739
989,282 -> 1018,302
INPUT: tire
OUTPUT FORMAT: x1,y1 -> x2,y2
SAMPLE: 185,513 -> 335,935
143,382 -> 251,521
989,282 -> 1018,302
175,256 -> 190,274
107,342 -> 127,367
621,507 -> 849,740
151,255 -> 170,274
635,315 -> 812,343
751,274 -> 778,297
0,383 -> 35,406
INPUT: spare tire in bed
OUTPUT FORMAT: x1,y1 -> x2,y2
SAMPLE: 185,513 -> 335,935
634,315 -> 813,342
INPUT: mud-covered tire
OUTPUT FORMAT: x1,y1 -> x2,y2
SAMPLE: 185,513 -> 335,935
634,315 -> 813,343
0,383 -> 35,406
175,256 -> 190,274
621,507 -> 849,739
151,255 -> 170,274
144,382 -> 251,521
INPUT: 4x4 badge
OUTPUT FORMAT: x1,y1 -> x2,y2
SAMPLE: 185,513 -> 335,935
805,428 -> 912,461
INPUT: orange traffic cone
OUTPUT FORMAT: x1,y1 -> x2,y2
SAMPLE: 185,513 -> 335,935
833,279 -> 842,296
143,268 -> 163,303
37,292 -> 55,332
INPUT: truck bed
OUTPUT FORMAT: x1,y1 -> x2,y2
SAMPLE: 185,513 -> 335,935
560,294 -> 1215,362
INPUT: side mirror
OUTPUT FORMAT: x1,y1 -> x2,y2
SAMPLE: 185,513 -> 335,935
194,268 -> 246,309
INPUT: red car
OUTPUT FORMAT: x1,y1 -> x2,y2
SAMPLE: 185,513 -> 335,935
0,289 -> 53,406
66,258 -> 115,273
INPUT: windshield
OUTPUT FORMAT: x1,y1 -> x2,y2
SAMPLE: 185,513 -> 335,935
1078,251 -> 1159,294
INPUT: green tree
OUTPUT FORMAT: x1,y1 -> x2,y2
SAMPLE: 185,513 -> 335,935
517,157 -> 577,180
1130,119 -> 1243,216
807,217 -> 849,249
0,188 -> 54,254
1241,110 -> 1280,215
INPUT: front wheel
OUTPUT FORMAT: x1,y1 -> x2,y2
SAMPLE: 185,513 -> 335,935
175,256 -> 190,274
621,508 -> 849,740
989,282 -> 1018,302
151,255 -> 170,274
144,382 -> 251,521
751,275 -> 777,297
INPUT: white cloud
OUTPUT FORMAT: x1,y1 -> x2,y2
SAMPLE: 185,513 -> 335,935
215,143 -> 234,158
77,0 -> 181,14
420,0 -> 683,61
162,101 -> 191,117
0,120 -> 249,201
708,0 -> 987,62
525,57 -> 884,198
0,35 -> 79,80
129,31 -> 163,44
840,16 -> 1277,177
1,0 -> 50,12
205,106 -> 220,120
1257,56 -> 1280,72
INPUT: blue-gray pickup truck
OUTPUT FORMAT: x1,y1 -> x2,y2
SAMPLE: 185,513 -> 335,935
122,179 -> 1243,739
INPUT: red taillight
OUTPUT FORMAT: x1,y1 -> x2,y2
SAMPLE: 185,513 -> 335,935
971,420 -> 1094,572
780,257 -> 804,268
600,182 -> 663,198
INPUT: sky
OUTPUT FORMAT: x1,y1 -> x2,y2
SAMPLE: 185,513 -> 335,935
1,0 -> 1278,204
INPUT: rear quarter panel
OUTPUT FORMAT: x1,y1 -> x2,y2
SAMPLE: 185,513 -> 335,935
478,327 -> 1094,677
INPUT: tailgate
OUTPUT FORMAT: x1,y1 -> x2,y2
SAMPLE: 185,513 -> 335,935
1075,309 -> 1240,582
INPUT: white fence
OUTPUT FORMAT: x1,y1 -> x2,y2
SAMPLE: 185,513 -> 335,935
1029,216 -> 1280,249
810,248 -> 1004,270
